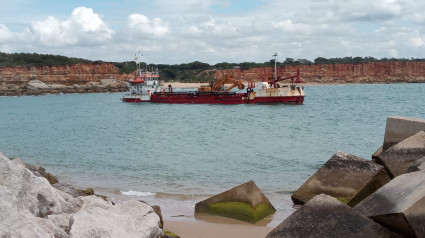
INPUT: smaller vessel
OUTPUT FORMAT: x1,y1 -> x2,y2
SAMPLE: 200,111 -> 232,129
121,65 -> 161,103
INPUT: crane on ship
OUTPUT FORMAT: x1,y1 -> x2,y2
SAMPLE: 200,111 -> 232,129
211,74 -> 245,92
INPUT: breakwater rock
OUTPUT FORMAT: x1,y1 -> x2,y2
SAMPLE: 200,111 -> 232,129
195,180 -> 276,223
267,194 -> 399,238
215,61 -> 425,84
0,63 -> 129,96
0,152 -> 164,238
269,116 -> 425,238
291,151 -> 390,206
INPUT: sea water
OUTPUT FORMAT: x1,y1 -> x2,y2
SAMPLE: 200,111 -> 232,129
1,83 -> 424,223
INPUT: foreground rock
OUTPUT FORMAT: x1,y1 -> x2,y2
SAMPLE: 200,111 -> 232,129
0,152 -> 164,238
375,131 -> 425,178
266,194 -> 399,238
11,157 -> 58,184
382,116 -> 425,150
354,171 -> 425,238
406,156 -> 425,173
195,180 -> 276,223
70,200 -> 162,237
291,151 -> 390,206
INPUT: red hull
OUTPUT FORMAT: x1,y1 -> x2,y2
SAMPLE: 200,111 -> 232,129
150,92 -> 304,104
151,92 -> 246,104
248,96 -> 304,104
121,98 -> 150,103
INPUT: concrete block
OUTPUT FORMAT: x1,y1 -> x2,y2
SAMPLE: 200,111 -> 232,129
267,194 -> 400,238
406,157 -> 425,173
383,116 -> 425,150
354,171 -> 425,238
194,180 -> 275,223
375,131 -> 425,178
291,151 -> 390,206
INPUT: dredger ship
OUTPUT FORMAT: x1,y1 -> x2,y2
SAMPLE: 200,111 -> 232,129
122,57 -> 305,104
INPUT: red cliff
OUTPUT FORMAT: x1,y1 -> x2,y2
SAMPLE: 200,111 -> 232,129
0,63 -> 128,86
0,63 -> 130,95
214,61 -> 425,84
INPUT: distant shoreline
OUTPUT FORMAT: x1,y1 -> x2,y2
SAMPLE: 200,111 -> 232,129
1,81 -> 424,96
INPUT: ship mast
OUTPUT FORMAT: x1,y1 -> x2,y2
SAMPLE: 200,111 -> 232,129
272,52 -> 278,81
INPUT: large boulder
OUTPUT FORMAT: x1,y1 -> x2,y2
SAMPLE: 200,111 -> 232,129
382,116 -> 425,150
266,194 -> 399,238
0,152 -> 164,238
194,180 -> 275,223
291,151 -> 390,206
354,171 -> 425,238
69,200 -> 163,238
375,131 -> 425,178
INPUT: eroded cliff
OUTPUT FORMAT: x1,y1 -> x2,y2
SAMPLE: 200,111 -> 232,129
214,61 -> 425,84
0,63 -> 130,95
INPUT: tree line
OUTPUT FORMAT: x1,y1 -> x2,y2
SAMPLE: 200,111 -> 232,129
0,52 -> 94,67
1,51 -> 424,82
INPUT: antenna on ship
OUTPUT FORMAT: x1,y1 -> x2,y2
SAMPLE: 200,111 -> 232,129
134,51 -> 143,70
273,52 -> 278,81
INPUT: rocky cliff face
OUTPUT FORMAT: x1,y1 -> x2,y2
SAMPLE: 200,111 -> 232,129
0,63 -> 126,86
0,63 -> 130,95
214,61 -> 425,84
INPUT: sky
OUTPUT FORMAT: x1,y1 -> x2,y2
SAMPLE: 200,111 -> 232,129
1,0 -> 424,64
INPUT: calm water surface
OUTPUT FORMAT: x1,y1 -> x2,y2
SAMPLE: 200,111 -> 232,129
1,83 -> 424,222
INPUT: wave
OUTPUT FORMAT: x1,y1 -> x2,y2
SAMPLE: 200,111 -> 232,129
121,190 -> 156,197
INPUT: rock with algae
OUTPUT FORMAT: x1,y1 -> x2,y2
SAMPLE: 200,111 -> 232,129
195,180 -> 275,223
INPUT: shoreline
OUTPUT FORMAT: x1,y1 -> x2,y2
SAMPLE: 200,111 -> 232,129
94,186 -> 296,237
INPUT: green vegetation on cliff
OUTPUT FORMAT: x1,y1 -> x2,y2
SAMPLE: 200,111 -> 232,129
0,52 -> 94,67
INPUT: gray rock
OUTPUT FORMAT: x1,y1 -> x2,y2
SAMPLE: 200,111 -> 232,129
354,171 -> 425,238
53,183 -> 81,198
291,151 -> 390,206
11,157 -> 58,184
266,194 -> 399,238
383,116 -> 425,150
195,180 -> 276,223
69,200 -> 163,238
375,131 -> 425,178
0,152 -> 164,238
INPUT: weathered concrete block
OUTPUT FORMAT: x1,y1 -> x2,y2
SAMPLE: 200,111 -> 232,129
406,157 -> 425,173
383,116 -> 425,150
291,151 -> 390,206
375,131 -> 425,178
354,171 -> 425,238
194,180 -> 275,223
266,194 -> 400,238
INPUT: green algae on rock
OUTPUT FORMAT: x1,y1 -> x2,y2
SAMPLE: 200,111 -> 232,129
195,180 -> 276,223
207,201 -> 276,223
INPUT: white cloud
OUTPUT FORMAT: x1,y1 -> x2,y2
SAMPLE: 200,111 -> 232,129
389,48 -> 398,57
409,37 -> 425,48
1,1 -> 425,63
29,7 -> 113,47
128,14 -> 169,38
0,24 -> 14,42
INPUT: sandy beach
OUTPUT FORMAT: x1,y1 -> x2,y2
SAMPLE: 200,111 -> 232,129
163,217 -> 274,238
